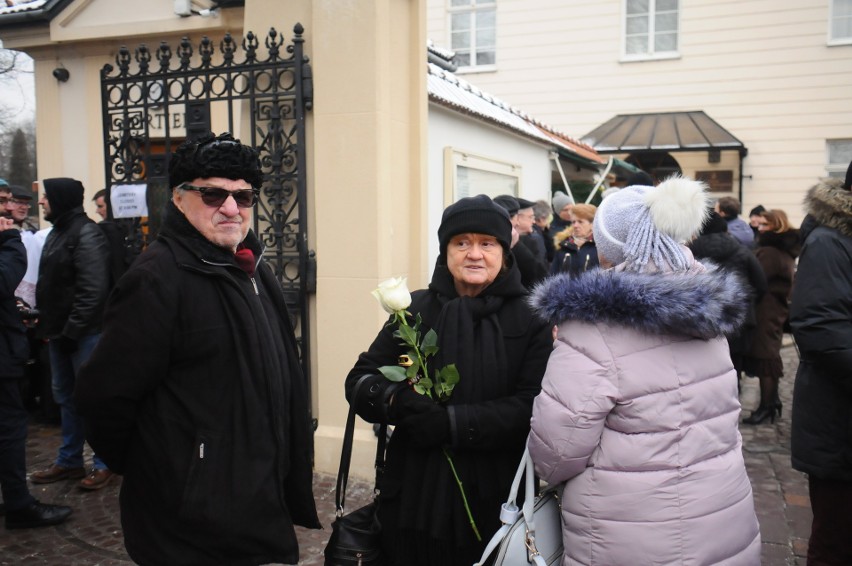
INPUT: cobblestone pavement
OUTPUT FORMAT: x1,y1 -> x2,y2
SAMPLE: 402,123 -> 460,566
0,343 -> 809,565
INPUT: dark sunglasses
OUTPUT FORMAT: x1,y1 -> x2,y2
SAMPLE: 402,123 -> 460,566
178,183 -> 258,208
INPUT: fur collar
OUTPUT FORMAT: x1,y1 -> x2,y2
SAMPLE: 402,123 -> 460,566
804,178 -> 852,239
529,265 -> 747,340
757,229 -> 801,258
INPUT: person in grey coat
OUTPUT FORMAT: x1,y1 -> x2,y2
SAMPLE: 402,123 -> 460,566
716,196 -> 755,248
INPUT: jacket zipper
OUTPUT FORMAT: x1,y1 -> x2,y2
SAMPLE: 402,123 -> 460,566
196,257 -> 260,296
181,250 -> 288,510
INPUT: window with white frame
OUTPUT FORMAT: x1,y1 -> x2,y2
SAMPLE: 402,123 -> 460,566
449,0 -> 496,70
830,0 -> 852,44
444,147 -> 520,203
624,0 -> 679,59
827,140 -> 852,179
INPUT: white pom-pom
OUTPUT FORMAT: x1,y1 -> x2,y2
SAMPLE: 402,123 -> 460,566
643,176 -> 709,242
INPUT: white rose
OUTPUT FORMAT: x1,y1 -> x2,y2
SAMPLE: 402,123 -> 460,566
372,277 -> 412,314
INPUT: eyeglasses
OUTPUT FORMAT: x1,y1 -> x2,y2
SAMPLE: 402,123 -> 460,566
1,197 -> 31,205
178,183 -> 258,208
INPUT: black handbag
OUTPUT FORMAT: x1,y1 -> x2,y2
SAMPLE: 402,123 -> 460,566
324,376 -> 388,566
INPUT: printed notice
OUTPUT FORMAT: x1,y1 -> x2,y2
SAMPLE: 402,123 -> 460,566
111,184 -> 149,218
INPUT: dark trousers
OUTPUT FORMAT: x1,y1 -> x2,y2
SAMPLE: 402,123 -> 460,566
0,379 -> 36,511
807,476 -> 852,565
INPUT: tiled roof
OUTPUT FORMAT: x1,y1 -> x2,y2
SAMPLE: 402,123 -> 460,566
0,0 -> 46,16
427,62 -> 603,165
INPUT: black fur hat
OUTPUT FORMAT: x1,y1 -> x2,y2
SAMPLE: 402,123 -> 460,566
844,159 -> 852,191
169,132 -> 263,189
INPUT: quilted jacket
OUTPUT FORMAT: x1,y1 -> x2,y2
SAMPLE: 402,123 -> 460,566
528,255 -> 761,565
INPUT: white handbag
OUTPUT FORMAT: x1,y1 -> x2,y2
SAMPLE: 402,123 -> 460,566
473,445 -> 563,566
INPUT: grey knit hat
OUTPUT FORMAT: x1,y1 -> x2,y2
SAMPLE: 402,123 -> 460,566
593,176 -> 709,271
551,191 -> 573,214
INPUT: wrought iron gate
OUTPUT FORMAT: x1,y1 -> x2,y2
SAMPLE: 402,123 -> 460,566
100,25 -> 316,412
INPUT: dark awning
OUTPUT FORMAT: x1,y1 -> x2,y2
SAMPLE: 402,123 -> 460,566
581,111 -> 747,157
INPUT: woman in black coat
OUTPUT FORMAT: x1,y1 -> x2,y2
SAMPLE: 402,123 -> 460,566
742,209 -> 800,424
688,210 -> 767,378
345,195 -> 552,566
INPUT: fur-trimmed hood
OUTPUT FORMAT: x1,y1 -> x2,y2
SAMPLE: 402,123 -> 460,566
804,178 -> 852,239
529,264 -> 747,340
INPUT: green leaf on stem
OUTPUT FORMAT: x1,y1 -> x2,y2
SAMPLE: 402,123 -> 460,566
378,365 -> 408,382
421,329 -> 439,356
440,364 -> 460,386
405,363 -> 420,379
398,323 -> 417,347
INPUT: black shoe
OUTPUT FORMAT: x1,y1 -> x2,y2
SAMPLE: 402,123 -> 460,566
5,501 -> 72,529
743,405 -> 776,425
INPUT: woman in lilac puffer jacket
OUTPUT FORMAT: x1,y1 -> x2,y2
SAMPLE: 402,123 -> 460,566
528,177 -> 761,566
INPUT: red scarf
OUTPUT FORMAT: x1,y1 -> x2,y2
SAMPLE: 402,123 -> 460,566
234,245 -> 256,276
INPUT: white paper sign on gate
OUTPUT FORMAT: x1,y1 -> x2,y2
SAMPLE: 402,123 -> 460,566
111,184 -> 149,219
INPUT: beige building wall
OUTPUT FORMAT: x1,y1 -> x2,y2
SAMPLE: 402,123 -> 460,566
4,0 -> 428,478
427,0 -> 852,225
245,0 -> 428,477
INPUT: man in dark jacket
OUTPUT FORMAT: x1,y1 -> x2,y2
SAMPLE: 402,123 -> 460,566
790,163 -> 852,566
75,132 -> 320,566
31,178 -> 113,490
493,195 -> 548,288
0,216 -> 72,529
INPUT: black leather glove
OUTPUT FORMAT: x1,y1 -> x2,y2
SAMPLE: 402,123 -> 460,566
52,336 -> 78,356
387,387 -> 438,424
398,405 -> 450,448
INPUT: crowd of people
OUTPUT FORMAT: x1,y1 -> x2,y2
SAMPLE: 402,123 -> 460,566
1,142 -> 850,565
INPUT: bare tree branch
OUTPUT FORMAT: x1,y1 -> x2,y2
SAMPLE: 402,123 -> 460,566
0,48 -> 19,75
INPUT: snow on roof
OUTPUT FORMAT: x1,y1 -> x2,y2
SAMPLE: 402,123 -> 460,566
0,0 -> 46,16
427,62 -> 603,164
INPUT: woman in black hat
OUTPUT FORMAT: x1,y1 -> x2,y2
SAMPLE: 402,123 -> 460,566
344,194 -> 552,566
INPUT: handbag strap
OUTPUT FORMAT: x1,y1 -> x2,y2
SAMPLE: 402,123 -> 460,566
473,443 -> 548,566
335,375 -> 388,515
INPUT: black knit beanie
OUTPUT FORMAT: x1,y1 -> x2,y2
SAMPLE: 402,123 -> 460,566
844,159 -> 852,191
700,210 -> 729,236
42,177 -> 85,219
169,132 -> 263,189
438,194 -> 512,255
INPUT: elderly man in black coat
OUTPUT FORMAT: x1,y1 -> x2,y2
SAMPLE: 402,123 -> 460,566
790,162 -> 852,566
76,133 -> 320,566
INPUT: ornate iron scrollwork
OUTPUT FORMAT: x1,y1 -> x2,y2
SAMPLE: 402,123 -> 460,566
100,25 -> 314,404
